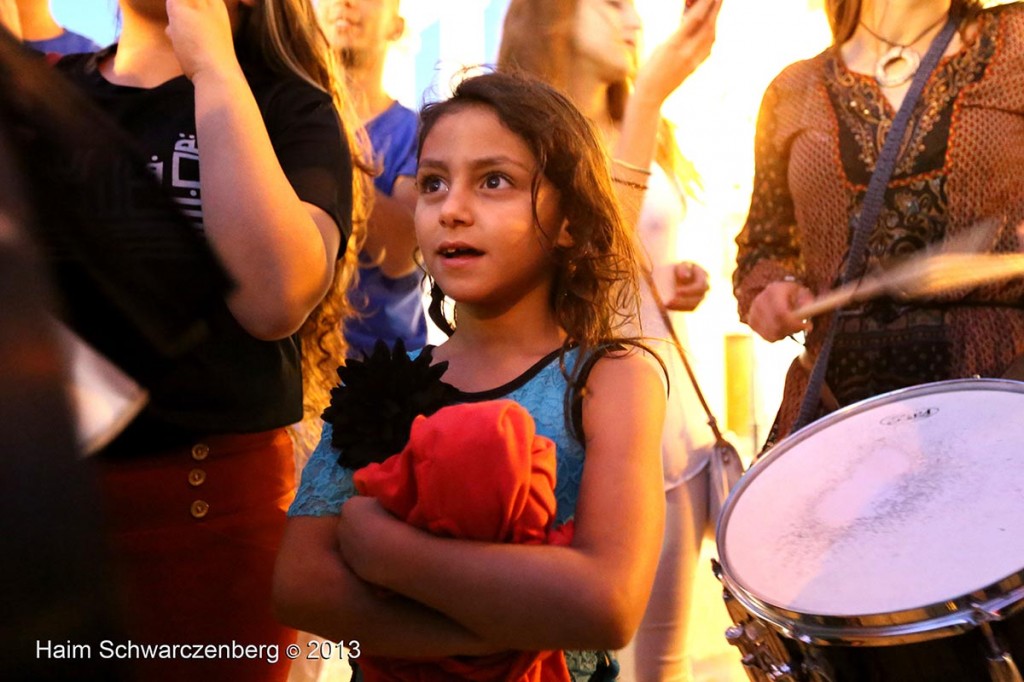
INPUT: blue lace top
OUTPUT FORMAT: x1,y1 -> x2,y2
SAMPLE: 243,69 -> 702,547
289,346 -> 585,526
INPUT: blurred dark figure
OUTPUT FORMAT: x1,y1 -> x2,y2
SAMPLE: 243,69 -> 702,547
0,30 -> 227,383
0,23 -> 229,680
0,89 -> 128,682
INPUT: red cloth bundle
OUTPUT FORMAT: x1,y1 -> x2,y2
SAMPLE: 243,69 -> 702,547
352,399 -> 572,682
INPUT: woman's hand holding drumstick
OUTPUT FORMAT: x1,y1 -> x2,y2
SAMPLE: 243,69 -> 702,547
748,280 -> 814,342
792,219 -> 1024,321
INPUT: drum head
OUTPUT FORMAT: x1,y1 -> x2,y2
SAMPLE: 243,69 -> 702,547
719,379 -> 1024,636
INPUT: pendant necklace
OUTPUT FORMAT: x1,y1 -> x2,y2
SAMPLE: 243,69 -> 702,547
860,12 -> 949,87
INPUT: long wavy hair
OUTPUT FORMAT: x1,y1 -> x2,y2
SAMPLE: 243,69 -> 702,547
236,0 -> 373,454
825,0 -> 985,44
418,72 -> 644,382
497,0 -> 697,198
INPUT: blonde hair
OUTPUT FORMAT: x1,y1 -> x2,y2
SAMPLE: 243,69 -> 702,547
238,0 -> 374,455
497,0 -> 698,198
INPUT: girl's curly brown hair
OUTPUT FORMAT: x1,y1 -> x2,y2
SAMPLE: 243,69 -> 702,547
418,71 -> 645,384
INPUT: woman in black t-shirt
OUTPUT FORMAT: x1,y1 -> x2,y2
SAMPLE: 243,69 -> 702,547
50,1 -> 366,679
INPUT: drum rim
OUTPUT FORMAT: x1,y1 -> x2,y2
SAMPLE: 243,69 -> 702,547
716,377 -> 1024,646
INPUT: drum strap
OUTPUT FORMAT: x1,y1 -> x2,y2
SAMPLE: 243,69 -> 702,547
791,13 -> 961,433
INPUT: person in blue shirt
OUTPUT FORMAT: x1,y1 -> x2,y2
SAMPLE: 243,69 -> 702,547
319,0 -> 427,358
8,0 -> 101,54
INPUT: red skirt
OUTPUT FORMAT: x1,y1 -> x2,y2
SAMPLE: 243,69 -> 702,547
96,429 -> 296,681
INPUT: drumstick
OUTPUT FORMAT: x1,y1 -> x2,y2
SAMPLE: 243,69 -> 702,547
794,253 -> 1024,319
793,218 -> 1022,319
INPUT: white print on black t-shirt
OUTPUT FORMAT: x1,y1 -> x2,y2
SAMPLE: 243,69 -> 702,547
149,132 -> 203,227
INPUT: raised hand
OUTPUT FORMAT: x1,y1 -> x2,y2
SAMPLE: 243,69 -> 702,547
632,0 -> 722,107
165,0 -> 242,82
665,260 -> 710,311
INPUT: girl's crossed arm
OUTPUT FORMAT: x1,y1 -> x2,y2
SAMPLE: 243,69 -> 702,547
336,351 -> 667,652
168,0 -> 342,340
274,515 -> 499,658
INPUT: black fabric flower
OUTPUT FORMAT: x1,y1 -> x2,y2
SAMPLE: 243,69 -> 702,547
322,339 -> 459,470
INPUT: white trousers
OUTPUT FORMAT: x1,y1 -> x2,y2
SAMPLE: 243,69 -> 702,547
617,468 -> 709,682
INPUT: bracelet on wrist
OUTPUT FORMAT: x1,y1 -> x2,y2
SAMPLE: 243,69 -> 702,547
612,158 -> 653,175
612,176 -> 649,191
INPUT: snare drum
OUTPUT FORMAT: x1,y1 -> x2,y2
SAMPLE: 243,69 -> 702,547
716,379 -> 1024,682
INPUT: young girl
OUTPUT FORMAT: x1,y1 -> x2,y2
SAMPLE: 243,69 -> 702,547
275,71 -> 667,680
500,1 -> 721,679
49,1 -> 366,679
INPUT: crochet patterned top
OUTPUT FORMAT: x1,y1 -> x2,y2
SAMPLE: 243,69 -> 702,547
734,3 -> 1024,440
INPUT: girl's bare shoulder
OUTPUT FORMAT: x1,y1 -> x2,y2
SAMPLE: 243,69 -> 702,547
585,345 -> 667,396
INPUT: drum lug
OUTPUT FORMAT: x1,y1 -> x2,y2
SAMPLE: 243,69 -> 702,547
728,636 -> 797,681
987,651 -> 1024,682
979,622 -> 1024,682
789,628 -> 813,645
720,587 -> 840,682
722,594 -> 801,681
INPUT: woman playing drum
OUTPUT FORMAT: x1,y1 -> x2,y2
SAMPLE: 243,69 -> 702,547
734,0 -> 1024,443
